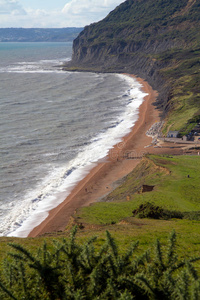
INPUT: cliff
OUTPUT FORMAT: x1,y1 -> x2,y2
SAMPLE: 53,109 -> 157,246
65,0 -> 200,133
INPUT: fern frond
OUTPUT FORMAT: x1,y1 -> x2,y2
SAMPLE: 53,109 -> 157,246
186,260 -> 199,281
118,289 -> 133,300
131,250 -> 150,272
103,278 -> 118,299
121,241 -> 139,265
107,254 -> 117,277
69,225 -> 78,253
135,274 -> 155,297
72,289 -> 86,300
8,243 -> 35,263
191,280 -> 200,300
106,230 -> 118,258
0,280 -> 18,300
80,244 -> 93,271
176,270 -> 190,300
154,239 -> 164,270
166,230 -> 177,266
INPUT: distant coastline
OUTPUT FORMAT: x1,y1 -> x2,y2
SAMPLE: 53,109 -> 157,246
0,28 -> 83,42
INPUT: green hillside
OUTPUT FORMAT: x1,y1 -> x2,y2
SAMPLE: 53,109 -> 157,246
0,2 -> 200,298
66,0 -> 200,135
76,155 -> 200,224
1,155 -> 200,298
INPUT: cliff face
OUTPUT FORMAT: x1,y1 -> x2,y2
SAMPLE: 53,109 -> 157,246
66,0 -> 200,129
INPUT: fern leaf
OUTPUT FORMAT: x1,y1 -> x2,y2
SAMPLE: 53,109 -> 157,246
121,241 -> 139,265
0,280 -> 18,300
135,274 -> 155,297
186,260 -> 199,281
166,230 -> 177,266
8,243 -> 35,263
154,239 -> 164,271
106,230 -> 118,258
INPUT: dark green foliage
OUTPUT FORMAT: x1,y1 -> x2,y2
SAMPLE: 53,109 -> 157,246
132,202 -> 200,221
188,115 -> 200,124
74,0 -> 200,55
132,202 -> 184,219
183,211 -> 200,221
69,0 -> 200,133
0,228 -> 200,299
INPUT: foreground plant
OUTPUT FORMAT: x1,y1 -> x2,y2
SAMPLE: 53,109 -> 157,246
0,228 -> 199,299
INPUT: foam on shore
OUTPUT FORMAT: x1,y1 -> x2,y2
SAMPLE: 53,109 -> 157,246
6,74 -> 147,238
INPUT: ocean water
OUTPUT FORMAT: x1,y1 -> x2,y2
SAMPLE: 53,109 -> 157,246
0,42 -> 147,237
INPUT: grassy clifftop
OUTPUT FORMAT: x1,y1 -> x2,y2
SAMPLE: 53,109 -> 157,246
66,155 -> 200,260
66,0 -> 200,135
0,155 -> 200,299
75,155 -> 200,225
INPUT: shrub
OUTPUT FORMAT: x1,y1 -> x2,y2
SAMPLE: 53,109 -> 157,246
132,202 -> 184,220
0,228 -> 199,299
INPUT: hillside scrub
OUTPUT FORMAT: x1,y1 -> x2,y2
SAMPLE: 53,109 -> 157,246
0,228 -> 200,299
66,0 -> 200,135
76,155 -> 200,226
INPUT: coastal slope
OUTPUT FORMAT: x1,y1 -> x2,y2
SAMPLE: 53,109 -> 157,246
66,0 -> 200,134
29,76 -> 159,237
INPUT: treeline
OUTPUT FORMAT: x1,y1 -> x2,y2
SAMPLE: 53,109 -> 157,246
0,227 -> 200,299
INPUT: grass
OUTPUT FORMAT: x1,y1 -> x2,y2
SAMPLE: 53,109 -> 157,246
161,71 -> 200,135
72,219 -> 200,260
0,155 -> 200,271
76,155 -> 200,226
70,155 -> 200,261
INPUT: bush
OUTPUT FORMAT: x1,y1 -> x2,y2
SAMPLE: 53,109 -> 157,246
0,228 -> 199,299
132,202 -> 184,220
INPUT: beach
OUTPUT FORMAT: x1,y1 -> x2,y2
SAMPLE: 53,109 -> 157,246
28,75 -> 163,237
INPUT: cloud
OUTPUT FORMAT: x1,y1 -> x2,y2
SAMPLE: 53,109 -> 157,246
0,0 -> 125,28
0,0 -> 26,15
61,0 -> 125,26
62,0 -> 124,15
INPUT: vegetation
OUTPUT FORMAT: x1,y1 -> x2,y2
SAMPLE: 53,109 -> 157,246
132,202 -> 184,220
160,48 -> 200,135
69,0 -> 200,135
1,1 -> 200,297
72,154 -> 200,259
0,228 -> 200,299
77,155 -> 200,225
0,155 -> 200,298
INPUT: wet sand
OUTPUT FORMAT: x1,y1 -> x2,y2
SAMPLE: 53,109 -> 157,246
28,75 -> 162,237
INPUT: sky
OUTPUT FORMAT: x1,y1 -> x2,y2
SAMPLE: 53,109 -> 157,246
0,0 -> 125,28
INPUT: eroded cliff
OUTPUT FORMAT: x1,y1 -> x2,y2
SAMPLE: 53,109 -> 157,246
65,0 -> 200,131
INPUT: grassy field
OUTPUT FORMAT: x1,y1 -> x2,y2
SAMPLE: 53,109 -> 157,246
76,155 -> 200,223
0,155 -> 199,267
66,155 -> 200,259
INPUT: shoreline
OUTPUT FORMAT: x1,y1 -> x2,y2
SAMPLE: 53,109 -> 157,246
29,75 -> 159,237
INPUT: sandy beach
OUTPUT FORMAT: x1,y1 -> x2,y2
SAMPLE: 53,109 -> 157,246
28,75 -> 164,237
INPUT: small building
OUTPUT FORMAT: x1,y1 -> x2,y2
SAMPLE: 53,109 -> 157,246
182,135 -> 188,141
167,131 -> 179,138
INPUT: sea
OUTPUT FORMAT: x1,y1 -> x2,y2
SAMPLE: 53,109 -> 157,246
0,42 -> 147,238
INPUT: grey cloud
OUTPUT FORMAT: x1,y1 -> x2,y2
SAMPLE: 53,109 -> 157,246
0,0 -> 26,15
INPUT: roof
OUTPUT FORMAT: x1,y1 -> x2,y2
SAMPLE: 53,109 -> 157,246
168,131 -> 179,134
